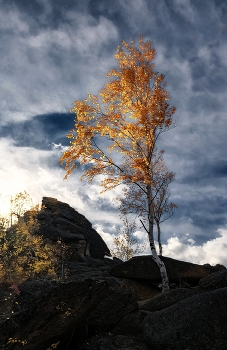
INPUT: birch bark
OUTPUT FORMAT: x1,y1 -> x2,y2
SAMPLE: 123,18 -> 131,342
157,221 -> 163,256
147,185 -> 169,292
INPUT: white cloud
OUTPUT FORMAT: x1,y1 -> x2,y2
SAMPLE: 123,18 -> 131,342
65,13 -> 119,54
0,138 -> 123,227
163,227 -> 227,266
94,222 -> 227,267
0,138 -> 84,214
94,223 -> 115,249
51,143 -> 68,151
97,224 -> 227,267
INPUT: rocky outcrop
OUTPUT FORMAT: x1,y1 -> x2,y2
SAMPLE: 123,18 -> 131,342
1,263 -> 227,350
197,268 -> 227,291
141,269 -> 227,349
1,197 -> 227,350
36,197 -> 110,259
0,258 -> 148,350
143,287 -> 227,350
139,287 -> 195,312
1,278 -> 111,350
109,255 -> 225,284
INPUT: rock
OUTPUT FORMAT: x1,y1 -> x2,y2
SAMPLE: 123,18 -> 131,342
142,287 -> 227,350
78,310 -> 150,350
112,310 -> 150,336
36,197 -> 110,259
110,255 -> 226,284
118,278 -> 161,301
77,334 -> 149,350
139,269 -> 227,315
0,278 -> 111,350
198,269 -> 227,291
12,279 -> 58,317
54,257 -> 122,281
139,287 -> 195,312
1,197 -> 227,350
1,254 -> 227,350
87,291 -> 138,333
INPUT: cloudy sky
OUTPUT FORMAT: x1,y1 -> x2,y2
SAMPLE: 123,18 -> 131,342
1,0 -> 227,266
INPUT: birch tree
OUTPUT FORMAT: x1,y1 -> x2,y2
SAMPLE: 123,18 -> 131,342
111,216 -> 147,261
119,149 -> 177,256
153,173 -> 177,256
60,36 -> 176,292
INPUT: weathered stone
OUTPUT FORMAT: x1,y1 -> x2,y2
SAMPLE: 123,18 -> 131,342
87,291 -> 138,333
77,334 -> 148,350
13,279 -> 58,316
36,197 -> 110,259
0,279 -> 111,350
198,269 -> 227,291
139,287 -> 195,312
118,278 -> 161,301
143,287 -> 227,350
112,310 -> 149,336
110,255 -> 226,284
1,255 -> 227,350
56,258 -> 122,281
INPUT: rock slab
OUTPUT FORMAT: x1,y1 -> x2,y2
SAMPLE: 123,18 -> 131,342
36,197 -> 110,259
143,287 -> 227,350
110,255 -> 225,284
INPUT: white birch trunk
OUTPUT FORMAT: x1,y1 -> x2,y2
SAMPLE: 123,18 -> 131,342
157,221 -> 163,256
147,185 -> 169,292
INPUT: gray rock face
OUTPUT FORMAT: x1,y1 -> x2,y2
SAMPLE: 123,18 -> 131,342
1,257 -> 227,350
36,197 -> 110,259
143,287 -> 227,350
110,255 -> 226,284
198,268 -> 227,291
77,334 -> 149,350
87,290 -> 138,333
139,287 -> 195,312
119,278 -> 161,301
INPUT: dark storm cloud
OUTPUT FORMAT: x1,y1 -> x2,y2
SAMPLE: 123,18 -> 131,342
0,113 -> 74,149
180,161 -> 227,185
172,194 -> 227,236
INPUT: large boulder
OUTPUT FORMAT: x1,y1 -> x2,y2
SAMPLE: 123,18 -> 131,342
138,269 -> 227,314
139,287 -> 195,312
36,197 -> 110,259
197,268 -> 227,291
143,287 -> 227,350
1,257 -> 227,350
0,278 -> 111,350
87,291 -> 138,333
118,278 -> 161,301
110,255 -> 226,284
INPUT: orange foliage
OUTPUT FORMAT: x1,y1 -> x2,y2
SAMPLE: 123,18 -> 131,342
60,35 -> 176,193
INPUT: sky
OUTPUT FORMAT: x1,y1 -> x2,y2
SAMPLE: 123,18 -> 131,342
1,0 -> 227,266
